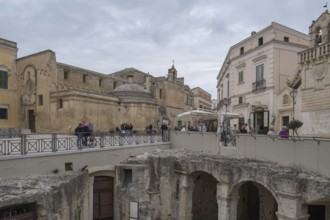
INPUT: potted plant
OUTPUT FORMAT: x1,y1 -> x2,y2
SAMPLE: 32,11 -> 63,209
287,120 -> 303,137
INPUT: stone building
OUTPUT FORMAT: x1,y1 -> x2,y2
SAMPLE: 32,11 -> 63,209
216,22 -> 309,133
290,10 -> 330,136
191,87 -> 212,110
0,39 -> 19,129
0,42 -> 195,133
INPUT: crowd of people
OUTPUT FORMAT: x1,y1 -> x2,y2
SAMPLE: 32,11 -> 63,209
75,121 -> 94,146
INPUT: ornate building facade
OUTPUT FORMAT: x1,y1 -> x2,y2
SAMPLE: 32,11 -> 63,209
292,10 -> 330,136
216,22 -> 309,133
0,41 -> 195,133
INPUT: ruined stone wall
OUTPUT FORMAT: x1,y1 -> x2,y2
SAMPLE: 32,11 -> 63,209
0,171 -> 89,220
115,149 -> 330,220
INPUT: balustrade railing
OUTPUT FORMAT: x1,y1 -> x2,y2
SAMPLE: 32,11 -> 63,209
0,132 -> 169,157
299,43 -> 330,63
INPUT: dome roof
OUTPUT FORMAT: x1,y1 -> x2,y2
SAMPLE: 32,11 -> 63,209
113,83 -> 146,92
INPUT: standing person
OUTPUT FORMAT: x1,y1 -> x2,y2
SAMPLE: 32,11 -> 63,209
82,123 -> 90,146
88,122 -> 94,134
75,122 -> 83,149
278,126 -> 289,138
161,122 -> 168,141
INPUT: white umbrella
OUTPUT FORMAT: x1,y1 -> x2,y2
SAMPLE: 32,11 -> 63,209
177,109 -> 218,120
221,112 -> 243,119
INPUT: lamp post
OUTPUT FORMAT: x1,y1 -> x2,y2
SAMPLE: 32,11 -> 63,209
223,98 -> 229,146
290,89 -> 297,120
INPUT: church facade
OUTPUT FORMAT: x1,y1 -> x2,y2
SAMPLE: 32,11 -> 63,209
0,42 -> 195,133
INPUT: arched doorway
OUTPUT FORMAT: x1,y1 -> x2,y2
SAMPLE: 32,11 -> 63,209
237,181 -> 278,220
93,176 -> 114,220
192,172 -> 218,220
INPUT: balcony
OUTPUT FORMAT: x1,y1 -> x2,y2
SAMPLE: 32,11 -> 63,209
252,79 -> 266,92
299,43 -> 330,63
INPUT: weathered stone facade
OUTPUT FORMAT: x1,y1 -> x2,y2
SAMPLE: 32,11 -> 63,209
0,171 -> 89,220
294,10 -> 330,136
0,45 -> 195,133
116,149 -> 330,220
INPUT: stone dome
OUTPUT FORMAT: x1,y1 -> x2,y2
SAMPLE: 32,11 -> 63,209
113,83 -> 146,92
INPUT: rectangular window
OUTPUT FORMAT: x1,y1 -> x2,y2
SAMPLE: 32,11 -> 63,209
38,95 -> 43,106
255,64 -> 264,90
159,89 -> 162,98
239,97 -> 243,104
284,36 -> 289,42
0,70 -> 8,89
99,79 -> 102,87
83,74 -> 87,83
238,71 -> 244,83
64,71 -> 68,80
124,169 -> 132,186
227,80 -> 230,98
282,116 -> 289,127
0,108 -> 8,119
258,37 -> 263,46
240,47 -> 244,55
113,81 -> 117,89
58,99 -> 63,109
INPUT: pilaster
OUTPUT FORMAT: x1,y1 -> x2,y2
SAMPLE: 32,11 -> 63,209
217,183 -> 239,220
178,173 -> 193,220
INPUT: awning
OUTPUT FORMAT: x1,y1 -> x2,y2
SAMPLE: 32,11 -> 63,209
177,109 -> 218,120
221,112 -> 243,119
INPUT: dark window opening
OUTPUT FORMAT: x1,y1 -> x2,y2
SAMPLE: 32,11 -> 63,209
58,99 -> 63,109
0,70 -> 8,89
38,95 -> 43,106
113,81 -> 117,89
159,89 -> 162,98
258,37 -> 263,46
64,71 -> 68,80
308,205 -> 325,220
239,97 -> 243,104
0,108 -> 8,120
240,47 -> 244,55
83,74 -> 87,83
124,169 -> 132,186
282,116 -> 289,127
65,162 -> 73,171
0,203 -> 36,219
284,36 -> 289,42
99,79 -> 102,87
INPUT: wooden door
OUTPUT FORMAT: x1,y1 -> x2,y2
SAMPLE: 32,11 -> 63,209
93,176 -> 114,220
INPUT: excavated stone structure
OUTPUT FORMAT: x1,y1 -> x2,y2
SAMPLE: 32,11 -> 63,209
0,171 -> 89,220
116,149 -> 330,220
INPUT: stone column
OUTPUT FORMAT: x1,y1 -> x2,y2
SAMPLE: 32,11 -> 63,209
276,193 -> 309,220
178,173 -> 192,220
217,183 -> 239,220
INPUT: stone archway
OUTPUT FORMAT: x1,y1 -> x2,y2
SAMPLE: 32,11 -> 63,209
234,181 -> 278,220
191,171 -> 218,220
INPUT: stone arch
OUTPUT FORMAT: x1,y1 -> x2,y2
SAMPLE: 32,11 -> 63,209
230,180 -> 278,220
189,171 -> 218,220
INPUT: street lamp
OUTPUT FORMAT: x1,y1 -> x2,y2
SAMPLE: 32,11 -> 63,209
222,98 -> 229,146
290,89 -> 297,120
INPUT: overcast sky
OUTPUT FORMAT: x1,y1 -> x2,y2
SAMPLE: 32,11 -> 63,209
0,0 -> 326,98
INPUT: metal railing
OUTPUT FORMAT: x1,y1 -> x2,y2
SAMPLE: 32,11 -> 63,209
0,132 -> 170,157
252,79 -> 266,91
